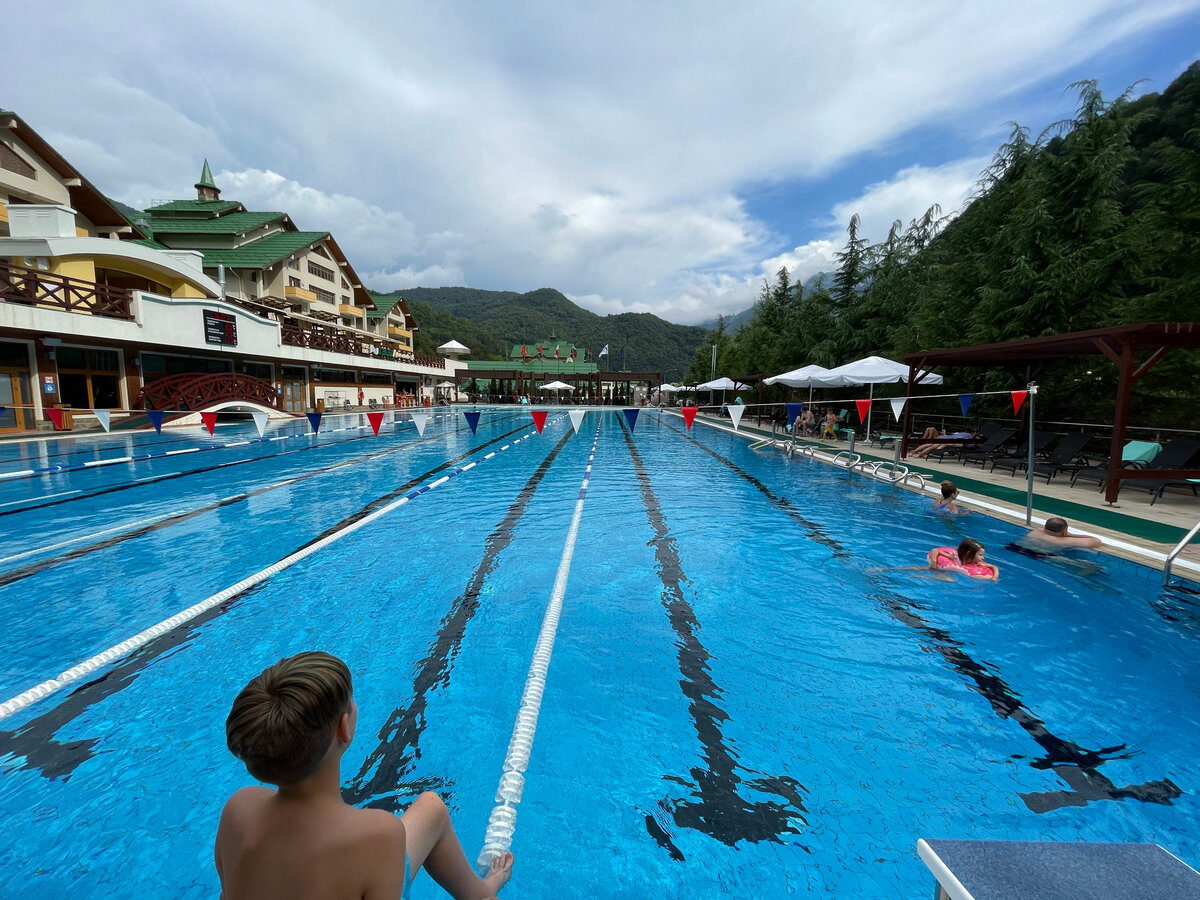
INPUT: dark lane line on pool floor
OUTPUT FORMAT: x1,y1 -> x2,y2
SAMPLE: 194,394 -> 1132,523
0,422 -> 536,779
674,419 -> 1182,813
871,590 -> 1182,813
344,427 -> 575,811
620,419 -> 809,859
0,411 -> 523,518
0,422 -> 479,587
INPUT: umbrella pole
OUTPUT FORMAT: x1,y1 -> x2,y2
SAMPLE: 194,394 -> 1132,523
866,384 -> 874,440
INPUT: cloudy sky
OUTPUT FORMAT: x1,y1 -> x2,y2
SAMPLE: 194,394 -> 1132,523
8,1 -> 1200,323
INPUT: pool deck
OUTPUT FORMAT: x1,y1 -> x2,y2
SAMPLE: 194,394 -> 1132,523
699,412 -> 1200,580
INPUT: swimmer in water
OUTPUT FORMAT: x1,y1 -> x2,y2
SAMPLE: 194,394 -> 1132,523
927,538 -> 999,581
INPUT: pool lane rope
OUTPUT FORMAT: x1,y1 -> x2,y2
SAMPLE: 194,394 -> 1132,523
477,422 -> 602,871
0,418 -> 560,724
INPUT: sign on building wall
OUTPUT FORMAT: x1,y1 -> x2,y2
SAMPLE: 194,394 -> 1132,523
203,310 -> 238,346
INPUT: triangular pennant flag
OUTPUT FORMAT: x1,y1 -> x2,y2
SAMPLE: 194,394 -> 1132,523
200,412 -> 218,435
729,404 -> 745,430
367,411 -> 384,436
0,407 -> 5,418
464,410 -> 481,434
569,409 -> 586,433
306,412 -> 323,434
147,410 -> 165,434
1011,390 -> 1028,415
251,411 -> 269,437
94,409 -> 112,433
854,399 -> 871,423
682,406 -> 698,431
786,402 -> 803,426
623,408 -> 639,430
46,408 -> 64,430
410,411 -> 428,436
958,393 -> 975,417
531,410 -> 548,434
889,397 -> 906,422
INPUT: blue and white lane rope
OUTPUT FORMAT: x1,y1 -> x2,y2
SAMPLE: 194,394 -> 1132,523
0,419 -> 557,723
0,412 -> 464,481
477,423 -> 602,871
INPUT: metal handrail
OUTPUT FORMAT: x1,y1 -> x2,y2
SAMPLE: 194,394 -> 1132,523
1163,517 -> 1200,586
832,451 -> 860,469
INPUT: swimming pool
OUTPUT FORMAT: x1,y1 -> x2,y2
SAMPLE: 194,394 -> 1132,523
0,410 -> 1197,898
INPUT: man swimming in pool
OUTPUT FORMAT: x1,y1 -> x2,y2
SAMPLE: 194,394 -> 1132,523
1026,516 -> 1103,549
216,651 -> 513,900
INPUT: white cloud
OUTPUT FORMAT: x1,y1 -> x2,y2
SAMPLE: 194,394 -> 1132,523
366,264 -> 466,291
6,0 -> 1197,326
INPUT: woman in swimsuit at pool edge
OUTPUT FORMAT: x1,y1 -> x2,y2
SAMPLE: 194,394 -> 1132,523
927,538 -> 999,581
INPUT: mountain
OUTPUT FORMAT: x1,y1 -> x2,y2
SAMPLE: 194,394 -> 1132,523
696,272 -> 832,331
383,286 -> 708,381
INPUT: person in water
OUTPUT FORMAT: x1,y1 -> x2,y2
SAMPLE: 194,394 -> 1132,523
216,651 -> 514,900
932,480 -> 969,515
927,538 -> 999,580
1026,516 -> 1103,549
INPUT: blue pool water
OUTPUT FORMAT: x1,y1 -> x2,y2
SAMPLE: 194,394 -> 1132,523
0,410 -> 1197,898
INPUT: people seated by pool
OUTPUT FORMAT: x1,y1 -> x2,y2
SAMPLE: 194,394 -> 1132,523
821,409 -> 841,439
217,651 -> 514,900
933,480 -> 969,515
909,427 -> 976,459
927,538 -> 999,580
1025,516 -> 1103,549
798,405 -> 815,436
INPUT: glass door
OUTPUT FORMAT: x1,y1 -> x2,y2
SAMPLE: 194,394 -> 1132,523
0,371 -> 25,433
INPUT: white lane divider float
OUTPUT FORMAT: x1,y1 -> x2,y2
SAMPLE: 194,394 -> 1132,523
477,422 -> 601,871
0,417 -> 561,724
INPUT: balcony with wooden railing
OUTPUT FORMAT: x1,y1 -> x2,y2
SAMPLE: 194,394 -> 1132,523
278,316 -> 444,369
0,258 -> 134,320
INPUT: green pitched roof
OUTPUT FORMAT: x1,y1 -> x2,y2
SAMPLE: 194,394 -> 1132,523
366,293 -> 405,320
194,231 -> 331,268
144,211 -> 286,235
144,199 -> 242,215
197,159 -> 217,190
467,358 -> 598,375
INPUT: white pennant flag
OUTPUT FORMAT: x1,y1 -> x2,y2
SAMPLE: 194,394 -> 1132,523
251,411 -> 269,437
94,409 -> 111,433
569,409 -> 587,433
411,411 -> 429,436
889,397 -> 907,422
728,404 -> 745,430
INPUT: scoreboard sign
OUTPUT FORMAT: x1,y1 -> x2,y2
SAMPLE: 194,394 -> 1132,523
203,309 -> 238,346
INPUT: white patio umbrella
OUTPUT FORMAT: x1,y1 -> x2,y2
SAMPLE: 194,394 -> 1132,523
813,355 -> 943,438
540,380 -> 574,391
696,376 -> 747,406
764,363 -> 838,404
658,383 -> 681,392
437,339 -> 470,356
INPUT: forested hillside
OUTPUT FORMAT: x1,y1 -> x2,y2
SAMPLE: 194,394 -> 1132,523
383,286 -> 708,381
689,64 -> 1200,424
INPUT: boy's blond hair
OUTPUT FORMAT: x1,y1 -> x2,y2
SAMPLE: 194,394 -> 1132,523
226,651 -> 352,785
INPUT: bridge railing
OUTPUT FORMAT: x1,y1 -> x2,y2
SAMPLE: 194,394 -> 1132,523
136,372 -> 283,411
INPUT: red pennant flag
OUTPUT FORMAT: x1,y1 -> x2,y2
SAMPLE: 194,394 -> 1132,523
1011,390 -> 1028,415
855,399 -> 871,423
682,406 -> 698,430
200,412 -> 218,435
367,411 -> 384,435
46,408 -> 64,430
531,410 -> 547,434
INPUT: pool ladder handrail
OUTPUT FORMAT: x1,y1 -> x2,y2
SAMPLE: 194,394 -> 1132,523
1163,516 -> 1200,586
832,451 -> 861,469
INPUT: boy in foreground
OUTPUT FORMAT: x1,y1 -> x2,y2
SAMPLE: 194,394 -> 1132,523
215,651 -> 513,900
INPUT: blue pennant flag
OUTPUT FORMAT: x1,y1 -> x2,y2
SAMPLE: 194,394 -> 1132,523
146,410 -> 165,434
623,408 -> 639,430
786,402 -> 803,426
306,412 -> 323,434
464,410 -> 481,434
958,393 -> 975,417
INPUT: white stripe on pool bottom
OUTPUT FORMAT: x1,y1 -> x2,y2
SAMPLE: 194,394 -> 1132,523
478,422 -> 601,870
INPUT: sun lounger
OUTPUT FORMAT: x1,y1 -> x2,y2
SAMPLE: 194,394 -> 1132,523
1028,432 -> 1095,483
989,430 -> 1057,475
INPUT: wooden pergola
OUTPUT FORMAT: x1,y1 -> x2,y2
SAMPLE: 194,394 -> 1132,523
901,322 -> 1200,504
452,368 -> 661,404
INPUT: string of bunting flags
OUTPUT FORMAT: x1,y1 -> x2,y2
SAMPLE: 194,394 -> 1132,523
779,389 -> 1034,429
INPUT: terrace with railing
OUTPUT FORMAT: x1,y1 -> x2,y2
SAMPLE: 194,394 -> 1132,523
0,259 -> 134,320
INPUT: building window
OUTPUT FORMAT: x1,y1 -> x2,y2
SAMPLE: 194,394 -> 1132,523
57,347 -> 122,409
307,261 -> 335,281
288,276 -> 302,288
141,353 -> 232,382
242,362 -> 273,381
312,286 -> 336,304
287,258 -> 299,270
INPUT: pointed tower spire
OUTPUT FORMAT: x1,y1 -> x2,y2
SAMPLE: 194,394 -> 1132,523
195,159 -> 221,201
